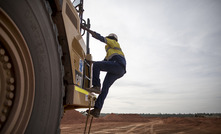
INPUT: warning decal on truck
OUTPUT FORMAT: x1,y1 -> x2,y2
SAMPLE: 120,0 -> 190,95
75,70 -> 83,87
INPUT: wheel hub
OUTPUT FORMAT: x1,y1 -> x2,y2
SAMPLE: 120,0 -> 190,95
0,8 -> 35,133
0,45 -> 15,129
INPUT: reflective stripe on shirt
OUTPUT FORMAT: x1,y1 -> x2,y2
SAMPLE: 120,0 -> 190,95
105,47 -> 122,52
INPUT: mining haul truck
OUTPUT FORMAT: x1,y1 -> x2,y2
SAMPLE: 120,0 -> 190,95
0,0 -> 93,133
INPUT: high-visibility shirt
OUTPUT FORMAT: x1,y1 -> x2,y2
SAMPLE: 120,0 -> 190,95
92,32 -> 126,70
105,38 -> 125,60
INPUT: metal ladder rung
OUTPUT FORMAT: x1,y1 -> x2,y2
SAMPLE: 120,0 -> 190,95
85,75 -> 91,81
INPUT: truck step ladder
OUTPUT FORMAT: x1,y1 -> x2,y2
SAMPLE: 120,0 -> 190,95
84,93 -> 96,134
74,86 -> 96,134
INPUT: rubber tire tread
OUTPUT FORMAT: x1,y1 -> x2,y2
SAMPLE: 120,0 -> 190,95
0,0 -> 63,133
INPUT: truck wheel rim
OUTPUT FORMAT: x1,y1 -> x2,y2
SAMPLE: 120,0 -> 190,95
0,8 -> 35,133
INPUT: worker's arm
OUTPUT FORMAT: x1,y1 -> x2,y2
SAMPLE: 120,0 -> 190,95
92,32 -> 106,43
81,25 -> 106,43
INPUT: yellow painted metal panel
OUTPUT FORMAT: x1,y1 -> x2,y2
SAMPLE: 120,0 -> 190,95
75,85 -> 89,95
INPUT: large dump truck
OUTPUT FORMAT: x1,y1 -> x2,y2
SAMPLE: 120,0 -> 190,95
0,0 -> 92,133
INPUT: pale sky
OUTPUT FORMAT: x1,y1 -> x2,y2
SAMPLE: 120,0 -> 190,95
79,0 -> 221,113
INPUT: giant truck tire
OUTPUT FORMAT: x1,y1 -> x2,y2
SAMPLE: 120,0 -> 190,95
0,0 -> 64,134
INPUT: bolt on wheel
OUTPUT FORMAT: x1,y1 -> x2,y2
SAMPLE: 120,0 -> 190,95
0,8 -> 35,133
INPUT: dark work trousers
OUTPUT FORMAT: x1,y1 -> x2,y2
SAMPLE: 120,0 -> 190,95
92,60 -> 126,110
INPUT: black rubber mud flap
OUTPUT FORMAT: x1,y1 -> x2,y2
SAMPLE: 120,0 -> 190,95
0,0 -> 64,133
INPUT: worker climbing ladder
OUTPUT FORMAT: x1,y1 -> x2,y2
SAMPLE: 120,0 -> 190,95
75,86 -> 97,134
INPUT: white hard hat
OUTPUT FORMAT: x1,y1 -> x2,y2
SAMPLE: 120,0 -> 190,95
107,33 -> 118,41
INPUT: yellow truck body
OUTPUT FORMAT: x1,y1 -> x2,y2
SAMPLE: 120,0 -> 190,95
0,0 -> 92,133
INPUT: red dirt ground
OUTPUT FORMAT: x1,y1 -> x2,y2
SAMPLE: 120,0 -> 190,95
60,110 -> 221,134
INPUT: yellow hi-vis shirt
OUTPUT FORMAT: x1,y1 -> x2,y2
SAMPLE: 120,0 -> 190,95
105,38 -> 125,60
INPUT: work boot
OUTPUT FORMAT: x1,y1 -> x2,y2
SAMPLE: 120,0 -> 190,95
86,108 -> 101,118
85,86 -> 101,94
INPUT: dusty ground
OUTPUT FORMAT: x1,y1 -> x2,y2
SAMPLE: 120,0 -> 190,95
60,110 -> 221,134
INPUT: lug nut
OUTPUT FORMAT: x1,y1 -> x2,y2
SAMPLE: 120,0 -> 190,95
4,100 -> 12,107
3,56 -> 9,62
0,115 -> 6,123
8,77 -> 15,84
8,85 -> 15,91
7,92 -> 14,99
2,108 -> 8,114
0,49 -> 5,56
4,63 -> 12,69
